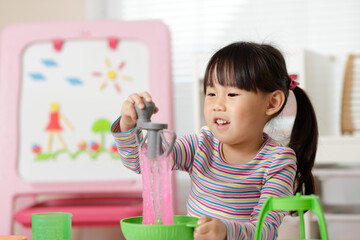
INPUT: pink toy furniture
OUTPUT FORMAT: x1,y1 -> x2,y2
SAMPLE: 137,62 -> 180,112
0,20 -> 173,235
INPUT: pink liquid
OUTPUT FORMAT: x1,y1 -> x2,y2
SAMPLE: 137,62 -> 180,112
139,147 -> 155,224
140,147 -> 174,225
160,153 -> 173,224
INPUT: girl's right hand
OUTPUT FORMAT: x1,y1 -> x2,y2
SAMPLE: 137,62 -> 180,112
119,92 -> 158,132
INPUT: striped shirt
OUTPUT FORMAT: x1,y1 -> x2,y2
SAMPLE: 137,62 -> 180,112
112,118 -> 297,240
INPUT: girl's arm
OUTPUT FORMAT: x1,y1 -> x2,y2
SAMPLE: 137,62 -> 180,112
112,116 -> 200,174
111,116 -> 142,173
59,114 -> 73,130
111,92 -> 158,173
225,152 -> 296,240
171,133 -> 199,173
201,150 -> 296,240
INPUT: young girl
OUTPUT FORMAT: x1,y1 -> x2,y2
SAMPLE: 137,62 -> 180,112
111,42 -> 318,240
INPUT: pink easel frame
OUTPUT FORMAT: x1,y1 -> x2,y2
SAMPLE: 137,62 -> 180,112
0,20 -> 173,234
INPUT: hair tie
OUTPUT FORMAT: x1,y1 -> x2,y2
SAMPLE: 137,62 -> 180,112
289,74 -> 299,90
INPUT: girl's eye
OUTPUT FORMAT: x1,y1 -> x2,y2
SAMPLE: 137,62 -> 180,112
207,93 -> 216,97
228,93 -> 239,97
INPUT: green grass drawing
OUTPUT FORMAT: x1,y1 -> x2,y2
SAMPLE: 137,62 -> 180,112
34,118 -> 120,161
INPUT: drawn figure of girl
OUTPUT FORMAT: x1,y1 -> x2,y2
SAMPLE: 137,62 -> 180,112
45,102 -> 73,152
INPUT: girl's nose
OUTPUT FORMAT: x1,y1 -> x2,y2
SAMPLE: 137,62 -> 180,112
213,103 -> 225,111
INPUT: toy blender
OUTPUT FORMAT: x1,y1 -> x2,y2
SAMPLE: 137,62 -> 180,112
120,99 -> 198,240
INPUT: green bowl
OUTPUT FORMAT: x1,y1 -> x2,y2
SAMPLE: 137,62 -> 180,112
121,215 -> 199,240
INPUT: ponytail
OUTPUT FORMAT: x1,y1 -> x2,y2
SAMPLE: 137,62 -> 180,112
288,87 -> 318,195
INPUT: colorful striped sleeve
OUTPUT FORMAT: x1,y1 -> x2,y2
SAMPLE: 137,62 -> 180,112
171,133 -> 199,173
223,149 -> 296,240
111,116 -> 142,174
111,116 -> 199,174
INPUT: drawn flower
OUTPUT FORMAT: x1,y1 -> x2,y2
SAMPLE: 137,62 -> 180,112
90,141 -> 100,151
111,143 -> 117,153
32,144 -> 41,154
78,140 -> 87,150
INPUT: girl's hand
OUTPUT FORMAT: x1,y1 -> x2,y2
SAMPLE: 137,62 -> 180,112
194,216 -> 227,240
119,92 -> 158,132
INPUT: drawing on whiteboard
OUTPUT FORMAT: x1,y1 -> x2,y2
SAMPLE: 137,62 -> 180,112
92,58 -> 132,93
66,77 -> 83,85
32,115 -> 119,161
45,102 -> 73,152
41,58 -> 58,67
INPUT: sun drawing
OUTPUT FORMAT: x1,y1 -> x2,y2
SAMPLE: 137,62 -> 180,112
92,58 -> 132,93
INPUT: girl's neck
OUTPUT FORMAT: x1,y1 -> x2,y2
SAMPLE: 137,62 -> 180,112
221,134 -> 265,165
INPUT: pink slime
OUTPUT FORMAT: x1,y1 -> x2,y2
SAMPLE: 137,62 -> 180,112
140,146 -> 174,225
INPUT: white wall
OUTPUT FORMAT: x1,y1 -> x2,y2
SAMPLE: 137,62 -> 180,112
2,0 -> 358,136
102,0 -> 360,136
0,0 -> 86,31
216,0 -> 360,136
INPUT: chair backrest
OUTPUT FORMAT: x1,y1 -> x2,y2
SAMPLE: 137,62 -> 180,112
341,54 -> 360,134
254,193 -> 328,240
0,20 -> 173,233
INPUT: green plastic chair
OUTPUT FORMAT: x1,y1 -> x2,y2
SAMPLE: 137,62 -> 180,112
254,193 -> 328,240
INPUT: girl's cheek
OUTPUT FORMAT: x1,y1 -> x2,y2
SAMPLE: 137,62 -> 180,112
204,108 -> 212,122
203,105 -> 209,117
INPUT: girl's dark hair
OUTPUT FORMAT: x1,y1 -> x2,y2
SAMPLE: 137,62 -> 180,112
204,42 -> 318,195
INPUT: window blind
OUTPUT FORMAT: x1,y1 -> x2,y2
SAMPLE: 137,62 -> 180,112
105,0 -> 360,85
106,0 -> 248,83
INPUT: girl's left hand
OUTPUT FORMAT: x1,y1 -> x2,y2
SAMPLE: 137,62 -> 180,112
194,215 -> 227,240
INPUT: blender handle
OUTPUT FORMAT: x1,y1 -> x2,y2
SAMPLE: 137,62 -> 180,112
135,98 -> 156,123
159,130 -> 176,157
135,128 -> 147,148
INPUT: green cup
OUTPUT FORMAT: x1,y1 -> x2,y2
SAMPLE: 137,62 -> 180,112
32,212 -> 72,240
121,215 -> 199,240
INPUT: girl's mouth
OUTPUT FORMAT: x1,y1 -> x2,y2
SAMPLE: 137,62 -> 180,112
215,118 -> 230,127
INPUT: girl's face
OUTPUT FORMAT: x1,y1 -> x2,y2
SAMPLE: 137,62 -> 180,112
204,82 -> 270,146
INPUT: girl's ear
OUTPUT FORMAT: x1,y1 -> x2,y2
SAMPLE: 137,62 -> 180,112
265,90 -> 285,116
